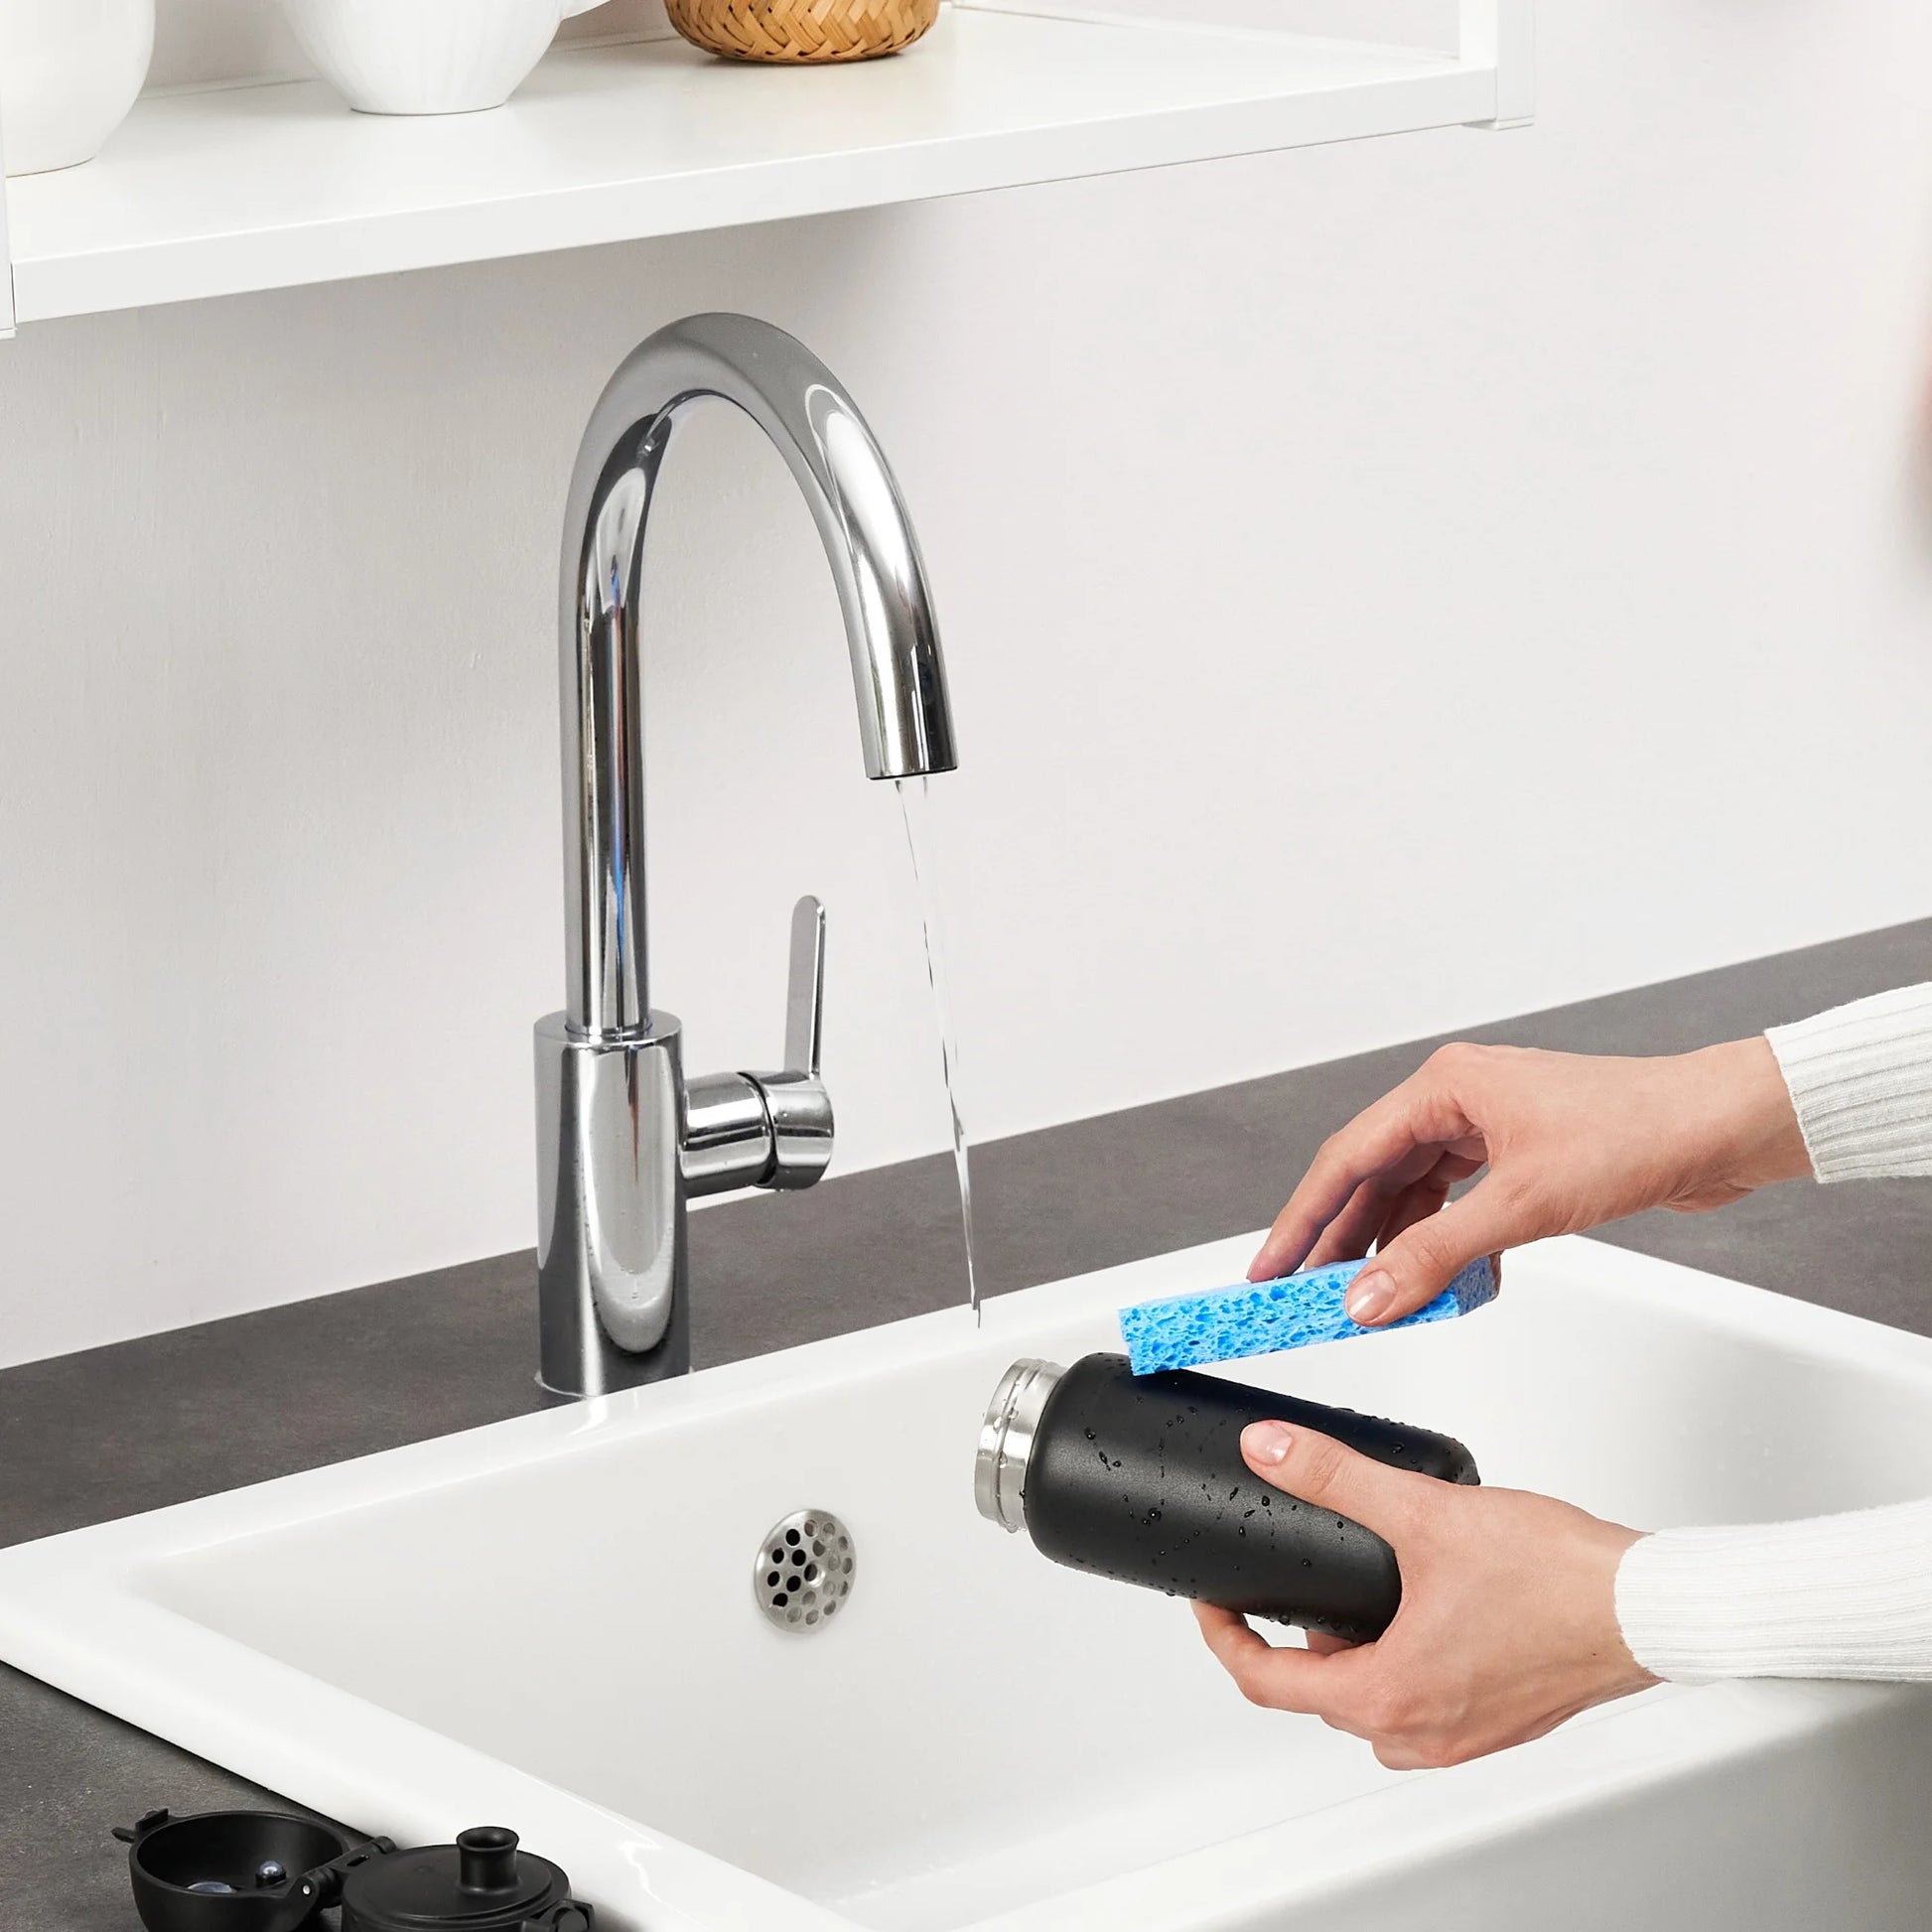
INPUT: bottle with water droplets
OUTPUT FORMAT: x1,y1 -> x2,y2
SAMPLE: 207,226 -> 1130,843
973,1353 -> 1477,1641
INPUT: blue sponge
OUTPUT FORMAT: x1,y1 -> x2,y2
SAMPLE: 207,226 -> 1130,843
1118,1255 -> 1497,1376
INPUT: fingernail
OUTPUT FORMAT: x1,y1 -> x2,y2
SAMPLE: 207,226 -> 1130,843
1242,1421 -> 1293,1465
1347,1269 -> 1394,1323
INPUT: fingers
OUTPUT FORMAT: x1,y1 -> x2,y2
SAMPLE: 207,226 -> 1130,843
1192,1444 -> 1654,1770
1239,1421 -> 1428,1541
1371,1151 -> 1484,1252
1190,1603 -> 1354,1719
1195,1603 -> 1353,1659
1310,1150 -> 1484,1301
1343,1175 -> 1530,1325
1247,1063 -> 1479,1283
1300,1157 -> 1431,1270
1297,1177 -> 1392,1271
1304,1630 -> 1357,1656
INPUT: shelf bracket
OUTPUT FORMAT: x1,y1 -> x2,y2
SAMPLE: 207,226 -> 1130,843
0,91 -> 14,339
1461,0 -> 1534,132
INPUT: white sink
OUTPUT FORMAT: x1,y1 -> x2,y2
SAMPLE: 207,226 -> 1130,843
6,1234 -> 1932,1931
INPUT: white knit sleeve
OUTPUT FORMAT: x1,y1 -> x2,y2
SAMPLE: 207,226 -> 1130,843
1616,1501 -> 1932,1684
1765,983 -> 1932,1180
1608,988 -> 1932,1682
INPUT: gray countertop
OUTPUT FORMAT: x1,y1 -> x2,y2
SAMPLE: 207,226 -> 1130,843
5,917 -> 1929,1928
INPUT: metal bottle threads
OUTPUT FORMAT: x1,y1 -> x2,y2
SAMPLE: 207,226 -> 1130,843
974,1353 -> 1478,1641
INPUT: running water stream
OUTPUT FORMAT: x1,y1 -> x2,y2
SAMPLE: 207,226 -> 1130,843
894,776 -> 982,1321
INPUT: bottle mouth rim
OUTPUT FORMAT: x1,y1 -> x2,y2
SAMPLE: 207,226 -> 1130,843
973,1357 -> 1063,1532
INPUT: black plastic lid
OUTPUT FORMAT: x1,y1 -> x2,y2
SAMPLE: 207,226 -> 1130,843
113,1809 -> 389,1932
340,1828 -> 590,1932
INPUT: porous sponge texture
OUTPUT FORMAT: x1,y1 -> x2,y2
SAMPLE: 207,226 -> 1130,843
1119,1255 -> 1497,1376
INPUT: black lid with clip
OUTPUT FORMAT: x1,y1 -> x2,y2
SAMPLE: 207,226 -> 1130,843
341,1826 -> 594,1932
113,1808 -> 394,1932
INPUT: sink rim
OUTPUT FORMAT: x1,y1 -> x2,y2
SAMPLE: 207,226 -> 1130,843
2,1232 -> 1928,1932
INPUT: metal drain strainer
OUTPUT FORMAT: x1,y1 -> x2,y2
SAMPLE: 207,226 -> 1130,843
754,1509 -> 855,1633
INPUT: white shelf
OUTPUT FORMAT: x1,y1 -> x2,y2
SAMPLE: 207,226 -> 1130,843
1,3 -> 1525,328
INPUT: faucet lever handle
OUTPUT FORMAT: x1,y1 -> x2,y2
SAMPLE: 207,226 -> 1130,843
783,895 -> 826,1080
757,894 -> 834,1190
682,897 -> 833,1198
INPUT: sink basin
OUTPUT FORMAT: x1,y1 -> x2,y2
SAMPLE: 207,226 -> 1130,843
6,1233 -> 1932,1931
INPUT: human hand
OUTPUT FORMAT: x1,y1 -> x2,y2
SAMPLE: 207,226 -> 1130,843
1249,1036 -> 1809,1324
1193,1421 -> 1655,1767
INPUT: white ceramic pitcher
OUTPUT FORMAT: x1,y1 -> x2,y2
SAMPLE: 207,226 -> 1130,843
0,0 -> 154,177
277,0 -> 611,114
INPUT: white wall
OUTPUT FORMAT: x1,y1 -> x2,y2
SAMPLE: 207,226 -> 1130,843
3,2 -> 1931,1367
142,0 -> 1455,86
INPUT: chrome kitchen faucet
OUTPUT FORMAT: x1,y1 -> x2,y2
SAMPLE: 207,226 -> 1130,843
536,313 -> 958,1399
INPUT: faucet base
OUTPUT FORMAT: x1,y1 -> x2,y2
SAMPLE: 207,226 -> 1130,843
534,1010 -> 690,1399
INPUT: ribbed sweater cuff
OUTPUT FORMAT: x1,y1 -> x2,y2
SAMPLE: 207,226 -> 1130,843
1765,982 -> 1932,1181
1616,1501 -> 1932,1684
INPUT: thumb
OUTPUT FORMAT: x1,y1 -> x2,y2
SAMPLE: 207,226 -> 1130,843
1344,1177 -> 1521,1324
1241,1420 -> 1426,1540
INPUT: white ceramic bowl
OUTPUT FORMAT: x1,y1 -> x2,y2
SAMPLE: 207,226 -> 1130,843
0,0 -> 154,177
277,0 -> 607,116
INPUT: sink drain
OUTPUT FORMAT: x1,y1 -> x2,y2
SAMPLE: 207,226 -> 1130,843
755,1509 -> 855,1633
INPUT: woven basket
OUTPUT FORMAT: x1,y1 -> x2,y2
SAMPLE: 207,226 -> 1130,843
666,0 -> 939,63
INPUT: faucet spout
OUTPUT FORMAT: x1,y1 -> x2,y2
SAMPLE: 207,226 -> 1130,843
536,314 -> 958,1399
559,312 -> 957,1036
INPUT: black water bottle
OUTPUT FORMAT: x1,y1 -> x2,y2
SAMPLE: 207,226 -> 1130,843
973,1353 -> 1478,1641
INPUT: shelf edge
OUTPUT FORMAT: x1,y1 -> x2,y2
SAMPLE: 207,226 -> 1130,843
7,22 -> 1510,328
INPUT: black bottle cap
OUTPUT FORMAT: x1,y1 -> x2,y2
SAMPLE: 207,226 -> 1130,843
341,1827 -> 591,1932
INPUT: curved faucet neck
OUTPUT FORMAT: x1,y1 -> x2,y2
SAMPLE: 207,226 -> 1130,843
556,313 -> 957,1037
